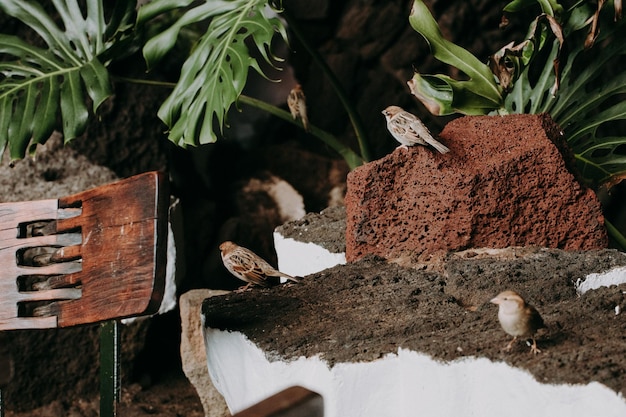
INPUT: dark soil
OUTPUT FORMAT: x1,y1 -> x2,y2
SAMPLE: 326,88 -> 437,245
204,248 -> 626,396
4,370 -> 204,417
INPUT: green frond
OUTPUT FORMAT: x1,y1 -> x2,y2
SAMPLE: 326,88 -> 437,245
141,0 -> 288,147
0,0 -> 137,161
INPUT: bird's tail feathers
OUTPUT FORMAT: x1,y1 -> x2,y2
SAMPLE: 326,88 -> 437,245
426,138 -> 450,154
274,271 -> 300,283
283,273 -> 300,283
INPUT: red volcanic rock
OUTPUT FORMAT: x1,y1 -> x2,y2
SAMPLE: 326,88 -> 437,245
345,114 -> 607,262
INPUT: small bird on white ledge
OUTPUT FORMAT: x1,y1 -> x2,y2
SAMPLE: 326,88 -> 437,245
490,290 -> 546,354
219,241 -> 299,291
382,105 -> 450,154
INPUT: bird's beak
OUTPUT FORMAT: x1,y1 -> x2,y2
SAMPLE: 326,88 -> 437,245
490,297 -> 500,305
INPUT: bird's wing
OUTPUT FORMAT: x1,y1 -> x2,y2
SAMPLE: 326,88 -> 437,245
230,252 -> 271,287
395,111 -> 418,128
233,247 -> 298,284
527,305 -> 546,330
407,118 -> 449,153
393,113 -> 422,144
406,118 -> 434,141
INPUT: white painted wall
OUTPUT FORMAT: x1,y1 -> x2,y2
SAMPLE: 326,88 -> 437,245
204,329 -> 626,417
576,266 -> 626,294
273,232 -> 346,277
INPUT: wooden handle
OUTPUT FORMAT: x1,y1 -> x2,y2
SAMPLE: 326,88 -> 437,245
232,386 -> 323,417
55,171 -> 169,327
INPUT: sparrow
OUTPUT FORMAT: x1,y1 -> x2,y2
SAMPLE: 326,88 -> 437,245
382,105 -> 449,154
287,84 -> 310,132
490,290 -> 546,354
219,241 -> 299,291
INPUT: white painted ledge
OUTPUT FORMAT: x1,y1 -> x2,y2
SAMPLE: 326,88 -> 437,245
273,232 -> 346,277
204,329 -> 626,417
576,265 -> 626,294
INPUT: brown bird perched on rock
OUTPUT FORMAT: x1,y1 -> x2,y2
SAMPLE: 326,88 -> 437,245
219,241 -> 299,291
382,105 -> 449,154
490,290 -> 546,354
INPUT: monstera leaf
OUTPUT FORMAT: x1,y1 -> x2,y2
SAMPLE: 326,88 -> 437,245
549,25 -> 626,185
504,0 -> 626,186
140,0 -> 288,147
0,0 -> 136,161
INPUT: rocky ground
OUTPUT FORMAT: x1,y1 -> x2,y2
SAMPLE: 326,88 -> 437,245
4,369 -> 204,417
204,248 -> 626,396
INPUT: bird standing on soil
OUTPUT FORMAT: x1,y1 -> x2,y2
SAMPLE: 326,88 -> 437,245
490,290 -> 546,354
382,105 -> 450,154
219,241 -> 299,291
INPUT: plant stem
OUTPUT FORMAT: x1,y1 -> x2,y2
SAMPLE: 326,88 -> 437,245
282,11 -> 372,163
112,75 -> 364,169
605,219 -> 626,251
238,95 -> 364,170
111,75 -> 176,88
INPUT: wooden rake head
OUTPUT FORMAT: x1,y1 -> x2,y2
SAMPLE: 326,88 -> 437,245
0,172 -> 169,330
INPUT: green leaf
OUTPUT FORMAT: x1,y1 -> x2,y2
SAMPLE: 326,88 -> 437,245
552,18 -> 626,185
0,0 -> 137,162
409,74 -> 502,115
408,0 -> 503,115
505,1 -> 626,186
137,0 -> 195,26
504,37 -> 559,114
574,135 -> 626,183
80,59 -> 112,111
141,0 -> 226,70
503,0 -> 564,16
142,0 -> 288,147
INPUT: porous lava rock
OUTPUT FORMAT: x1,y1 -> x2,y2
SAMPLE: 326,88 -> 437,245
345,114 -> 607,262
